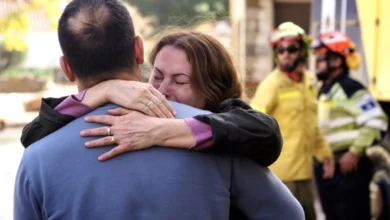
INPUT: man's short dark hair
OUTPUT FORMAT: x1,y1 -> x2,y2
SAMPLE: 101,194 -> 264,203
58,0 -> 136,80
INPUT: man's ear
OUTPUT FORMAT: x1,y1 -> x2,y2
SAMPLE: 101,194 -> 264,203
134,36 -> 144,65
60,56 -> 76,82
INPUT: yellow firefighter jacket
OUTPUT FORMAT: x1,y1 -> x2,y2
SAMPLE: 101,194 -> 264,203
250,68 -> 332,181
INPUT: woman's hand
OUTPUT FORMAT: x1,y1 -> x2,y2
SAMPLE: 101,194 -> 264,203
81,108 -> 195,161
81,110 -> 164,161
83,80 -> 175,118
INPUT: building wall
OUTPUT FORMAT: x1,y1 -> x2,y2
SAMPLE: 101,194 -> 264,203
245,0 -> 274,97
274,2 -> 311,33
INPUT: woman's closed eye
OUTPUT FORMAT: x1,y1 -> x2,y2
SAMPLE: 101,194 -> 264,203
153,76 -> 164,81
174,75 -> 189,85
175,80 -> 188,85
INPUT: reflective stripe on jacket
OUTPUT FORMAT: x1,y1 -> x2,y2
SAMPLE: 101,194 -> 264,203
318,79 -> 388,155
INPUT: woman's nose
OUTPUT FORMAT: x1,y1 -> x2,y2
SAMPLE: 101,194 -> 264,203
158,81 -> 170,97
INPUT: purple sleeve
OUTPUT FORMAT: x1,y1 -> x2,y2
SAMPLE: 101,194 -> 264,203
54,89 -> 93,117
184,118 -> 213,150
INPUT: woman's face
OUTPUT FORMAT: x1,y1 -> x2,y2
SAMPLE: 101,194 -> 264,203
149,45 -> 206,109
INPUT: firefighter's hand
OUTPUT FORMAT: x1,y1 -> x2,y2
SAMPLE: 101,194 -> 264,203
339,151 -> 360,174
322,156 -> 335,179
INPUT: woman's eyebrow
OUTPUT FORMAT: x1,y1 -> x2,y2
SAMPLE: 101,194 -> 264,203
154,67 -> 164,74
155,67 -> 189,77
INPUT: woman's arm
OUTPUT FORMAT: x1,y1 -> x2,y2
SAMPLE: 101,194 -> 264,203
158,99 -> 283,166
83,99 -> 282,166
195,99 -> 283,166
21,80 -> 175,148
21,89 -> 96,148
21,96 -> 77,148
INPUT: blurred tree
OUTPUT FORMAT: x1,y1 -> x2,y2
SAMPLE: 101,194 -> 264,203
0,0 -> 64,72
125,0 -> 229,27
123,3 -> 156,40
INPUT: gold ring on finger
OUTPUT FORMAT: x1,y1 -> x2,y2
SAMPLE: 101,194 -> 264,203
107,127 -> 111,136
147,100 -> 153,107
110,136 -> 115,144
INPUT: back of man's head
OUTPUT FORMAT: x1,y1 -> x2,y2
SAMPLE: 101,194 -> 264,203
58,0 -> 136,80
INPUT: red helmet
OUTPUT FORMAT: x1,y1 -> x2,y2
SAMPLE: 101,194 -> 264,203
311,31 -> 356,57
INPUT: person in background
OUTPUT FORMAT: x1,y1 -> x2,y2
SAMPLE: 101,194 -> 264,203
250,21 -> 335,220
312,30 -> 388,220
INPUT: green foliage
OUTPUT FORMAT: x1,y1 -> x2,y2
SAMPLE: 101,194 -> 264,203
0,37 -> 27,71
125,0 -> 229,27
0,0 -> 64,72
0,0 -> 64,52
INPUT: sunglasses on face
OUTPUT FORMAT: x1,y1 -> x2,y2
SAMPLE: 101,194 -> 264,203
315,53 -> 328,62
276,45 -> 300,54
315,56 -> 327,62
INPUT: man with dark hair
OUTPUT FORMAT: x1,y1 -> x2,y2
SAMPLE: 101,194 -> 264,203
13,1 -> 304,219
57,0 -> 142,85
250,22 -> 335,220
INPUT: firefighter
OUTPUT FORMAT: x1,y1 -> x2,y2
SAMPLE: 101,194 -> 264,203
311,31 -> 388,220
250,22 -> 335,220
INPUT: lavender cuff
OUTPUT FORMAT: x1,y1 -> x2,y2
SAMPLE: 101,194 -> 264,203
184,118 -> 213,150
54,89 -> 93,117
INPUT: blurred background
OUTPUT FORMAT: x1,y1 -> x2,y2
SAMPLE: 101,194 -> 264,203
1,0 -> 389,219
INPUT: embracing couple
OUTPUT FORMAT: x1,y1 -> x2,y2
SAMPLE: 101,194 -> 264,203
14,0 -> 304,219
